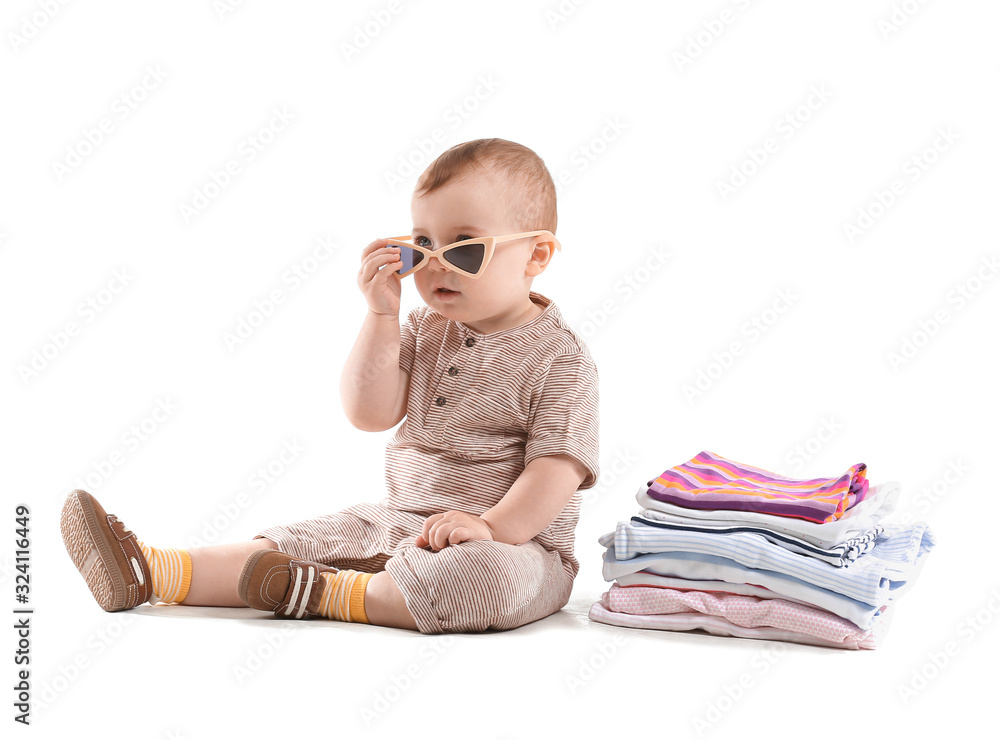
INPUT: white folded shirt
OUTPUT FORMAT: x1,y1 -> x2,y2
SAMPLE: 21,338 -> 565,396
635,481 -> 901,549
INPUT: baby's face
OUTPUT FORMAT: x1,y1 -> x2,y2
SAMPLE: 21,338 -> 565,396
410,171 -> 544,326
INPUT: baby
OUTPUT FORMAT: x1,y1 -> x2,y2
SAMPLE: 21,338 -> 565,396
61,137 -> 601,634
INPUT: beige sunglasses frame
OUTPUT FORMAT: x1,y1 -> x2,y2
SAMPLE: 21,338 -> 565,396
386,230 -> 561,279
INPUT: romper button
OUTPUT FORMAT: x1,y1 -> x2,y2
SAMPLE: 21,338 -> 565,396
435,396 -> 446,406
465,337 -> 475,347
448,366 -> 458,376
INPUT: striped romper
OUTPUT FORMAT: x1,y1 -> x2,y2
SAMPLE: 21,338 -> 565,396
254,290 -> 600,634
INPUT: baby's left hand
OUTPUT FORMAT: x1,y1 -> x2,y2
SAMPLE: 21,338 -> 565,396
415,510 -> 495,551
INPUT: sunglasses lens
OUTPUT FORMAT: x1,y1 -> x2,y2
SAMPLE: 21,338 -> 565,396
396,245 -> 423,274
443,243 -> 486,274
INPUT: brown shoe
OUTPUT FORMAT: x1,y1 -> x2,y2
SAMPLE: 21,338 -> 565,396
237,550 -> 340,619
60,490 -> 154,611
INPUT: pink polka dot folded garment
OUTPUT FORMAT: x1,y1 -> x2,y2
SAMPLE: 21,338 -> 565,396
595,584 -> 881,649
644,451 -> 870,524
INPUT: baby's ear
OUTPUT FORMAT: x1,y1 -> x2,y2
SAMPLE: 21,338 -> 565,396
527,240 -> 556,275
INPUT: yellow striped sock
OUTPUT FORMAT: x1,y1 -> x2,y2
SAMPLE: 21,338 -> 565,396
317,570 -> 373,623
136,540 -> 192,604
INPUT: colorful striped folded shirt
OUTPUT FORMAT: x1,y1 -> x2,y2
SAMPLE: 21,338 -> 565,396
645,451 -> 870,523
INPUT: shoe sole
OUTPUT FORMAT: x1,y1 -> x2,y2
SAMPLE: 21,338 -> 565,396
60,490 -> 134,612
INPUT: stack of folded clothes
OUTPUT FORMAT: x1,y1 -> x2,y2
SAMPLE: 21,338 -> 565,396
588,451 -> 935,649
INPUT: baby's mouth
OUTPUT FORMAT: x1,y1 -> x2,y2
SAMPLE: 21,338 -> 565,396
435,287 -> 460,294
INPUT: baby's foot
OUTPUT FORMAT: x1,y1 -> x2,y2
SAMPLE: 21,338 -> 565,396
60,490 -> 154,611
237,550 -> 342,618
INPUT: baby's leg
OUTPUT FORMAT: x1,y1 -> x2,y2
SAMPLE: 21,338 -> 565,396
242,502 -> 422,629
383,537 -> 574,634
182,539 -> 278,607
363,572 -> 418,630
61,489 -> 279,612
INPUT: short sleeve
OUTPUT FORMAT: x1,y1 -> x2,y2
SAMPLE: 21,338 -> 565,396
399,307 -> 423,375
524,352 -> 600,490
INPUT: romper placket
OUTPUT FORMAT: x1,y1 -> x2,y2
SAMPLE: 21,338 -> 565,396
425,330 -> 483,442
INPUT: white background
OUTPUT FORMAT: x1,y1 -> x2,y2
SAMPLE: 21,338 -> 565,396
2,0 -> 997,737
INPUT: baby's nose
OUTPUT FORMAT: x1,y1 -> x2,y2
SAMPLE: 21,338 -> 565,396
425,252 -> 448,270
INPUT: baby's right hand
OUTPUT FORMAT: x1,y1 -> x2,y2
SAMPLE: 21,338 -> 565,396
357,237 -> 404,318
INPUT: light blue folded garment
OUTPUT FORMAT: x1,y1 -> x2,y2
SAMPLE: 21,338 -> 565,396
600,545 -> 883,629
631,513 -> 882,567
598,520 -> 935,630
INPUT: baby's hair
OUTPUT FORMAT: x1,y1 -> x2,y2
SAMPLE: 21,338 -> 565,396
415,138 -> 557,234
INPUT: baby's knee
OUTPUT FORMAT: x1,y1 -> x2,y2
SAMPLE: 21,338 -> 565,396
446,539 -> 560,622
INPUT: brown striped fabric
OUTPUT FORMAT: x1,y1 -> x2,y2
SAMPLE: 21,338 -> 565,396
255,502 -> 574,633
387,289 -> 600,579
254,290 -> 600,632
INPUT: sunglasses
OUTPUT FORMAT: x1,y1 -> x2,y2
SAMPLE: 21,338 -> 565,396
386,230 -> 561,279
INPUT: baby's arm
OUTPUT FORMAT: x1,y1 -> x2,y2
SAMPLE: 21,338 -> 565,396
480,454 -> 588,544
340,238 -> 411,432
339,310 -> 411,432
414,454 -> 587,550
